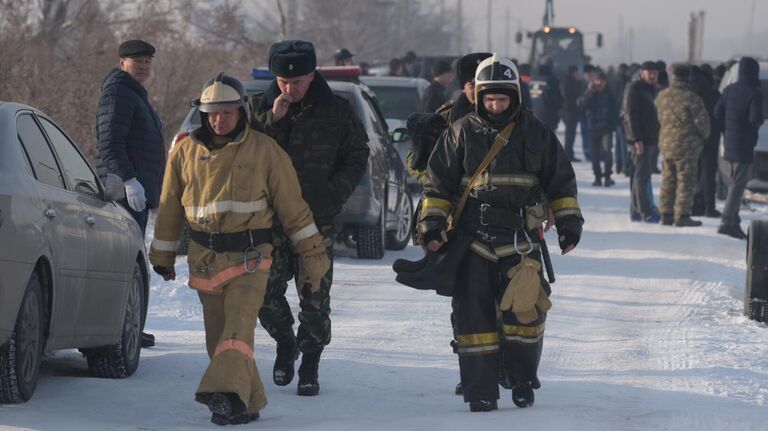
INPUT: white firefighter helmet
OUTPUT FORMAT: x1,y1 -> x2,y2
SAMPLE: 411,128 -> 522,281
474,54 -> 522,108
198,72 -> 248,114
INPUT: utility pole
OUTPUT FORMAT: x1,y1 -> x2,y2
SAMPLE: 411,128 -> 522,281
486,0 -> 492,52
505,7 -> 510,56
457,0 -> 463,53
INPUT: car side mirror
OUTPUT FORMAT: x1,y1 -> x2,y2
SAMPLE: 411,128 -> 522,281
391,127 -> 409,144
102,173 -> 126,202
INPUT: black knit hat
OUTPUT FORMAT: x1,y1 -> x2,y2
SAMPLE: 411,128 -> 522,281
431,60 -> 452,78
268,40 -> 317,78
118,39 -> 155,58
457,52 -> 492,85
672,63 -> 690,81
641,61 -> 659,71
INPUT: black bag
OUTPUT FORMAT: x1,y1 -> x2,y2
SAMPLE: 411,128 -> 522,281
393,122 -> 516,297
393,230 -> 474,297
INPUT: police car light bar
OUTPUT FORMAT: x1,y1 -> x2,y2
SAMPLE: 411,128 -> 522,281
251,68 -> 275,80
316,66 -> 361,80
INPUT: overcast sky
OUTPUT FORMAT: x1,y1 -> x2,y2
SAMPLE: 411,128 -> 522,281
462,0 -> 767,66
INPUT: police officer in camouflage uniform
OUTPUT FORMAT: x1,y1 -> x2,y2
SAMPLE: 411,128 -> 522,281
419,55 -> 583,412
655,64 -> 711,227
250,40 -> 370,396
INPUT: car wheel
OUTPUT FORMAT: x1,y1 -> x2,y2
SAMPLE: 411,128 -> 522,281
386,191 -> 413,250
86,263 -> 142,378
0,271 -> 44,403
357,204 -> 385,260
177,223 -> 190,256
745,220 -> 768,322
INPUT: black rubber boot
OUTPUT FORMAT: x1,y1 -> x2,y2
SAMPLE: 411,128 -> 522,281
297,350 -> 322,396
603,175 -> 615,187
206,392 -> 246,420
661,213 -> 674,226
273,333 -> 298,386
469,399 -> 498,412
141,332 -> 155,348
592,176 -> 602,186
211,412 -> 260,426
675,215 -> 702,227
512,381 -> 535,408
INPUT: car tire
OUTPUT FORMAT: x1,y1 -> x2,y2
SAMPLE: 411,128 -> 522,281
0,271 -> 44,403
177,223 -> 190,256
386,191 -> 413,250
357,205 -> 385,260
86,263 -> 143,378
745,219 -> 768,322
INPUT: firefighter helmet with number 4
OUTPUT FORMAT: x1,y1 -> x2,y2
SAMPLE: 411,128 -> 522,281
474,54 -> 522,119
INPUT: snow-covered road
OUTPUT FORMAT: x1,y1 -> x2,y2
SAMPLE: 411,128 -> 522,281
2,160 -> 767,431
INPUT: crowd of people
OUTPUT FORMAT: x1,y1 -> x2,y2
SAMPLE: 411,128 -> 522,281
386,50 -> 762,239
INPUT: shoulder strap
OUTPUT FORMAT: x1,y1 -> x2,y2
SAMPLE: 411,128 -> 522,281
448,121 -> 515,230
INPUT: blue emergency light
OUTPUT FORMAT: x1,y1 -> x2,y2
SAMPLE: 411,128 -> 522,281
251,68 -> 275,80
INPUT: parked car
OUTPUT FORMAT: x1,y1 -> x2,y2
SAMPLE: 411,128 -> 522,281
718,60 -> 768,201
172,67 -> 413,259
361,75 -> 431,192
0,102 -> 149,403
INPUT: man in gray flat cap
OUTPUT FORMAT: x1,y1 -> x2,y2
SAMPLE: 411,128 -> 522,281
96,39 -> 164,348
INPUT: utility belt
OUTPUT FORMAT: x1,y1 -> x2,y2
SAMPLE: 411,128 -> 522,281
459,200 -> 548,243
189,228 -> 271,253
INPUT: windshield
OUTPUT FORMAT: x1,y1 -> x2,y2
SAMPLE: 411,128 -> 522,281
367,85 -> 422,120
531,32 -> 584,77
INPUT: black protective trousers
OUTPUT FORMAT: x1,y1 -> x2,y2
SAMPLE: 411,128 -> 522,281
453,249 -> 548,403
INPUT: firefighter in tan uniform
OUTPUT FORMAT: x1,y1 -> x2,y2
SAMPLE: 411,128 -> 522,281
149,73 -> 329,426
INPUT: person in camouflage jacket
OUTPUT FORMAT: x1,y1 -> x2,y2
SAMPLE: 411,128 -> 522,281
654,64 -> 711,226
249,40 -> 369,397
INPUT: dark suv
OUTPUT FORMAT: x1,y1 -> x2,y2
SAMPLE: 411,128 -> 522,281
172,68 -> 413,259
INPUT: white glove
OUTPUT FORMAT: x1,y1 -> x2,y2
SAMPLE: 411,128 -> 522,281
124,178 -> 147,212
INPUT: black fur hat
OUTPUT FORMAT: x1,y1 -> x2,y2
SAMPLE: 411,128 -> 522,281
269,40 -> 317,78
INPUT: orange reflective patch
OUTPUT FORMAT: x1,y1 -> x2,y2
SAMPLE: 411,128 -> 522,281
213,338 -> 254,358
189,258 -> 273,294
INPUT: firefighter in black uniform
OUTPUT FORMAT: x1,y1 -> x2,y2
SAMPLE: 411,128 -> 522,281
418,55 -> 583,412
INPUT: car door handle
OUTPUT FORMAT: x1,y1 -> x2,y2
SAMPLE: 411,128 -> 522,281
83,215 -> 95,226
44,208 -> 56,219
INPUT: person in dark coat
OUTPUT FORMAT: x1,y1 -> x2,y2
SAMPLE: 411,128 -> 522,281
422,60 -> 454,112
624,61 -> 661,223
529,60 -> 563,131
578,70 -> 618,186
96,39 -> 165,348
613,64 -> 631,174
561,65 -> 582,161
714,56 -> 764,239
690,66 -> 723,218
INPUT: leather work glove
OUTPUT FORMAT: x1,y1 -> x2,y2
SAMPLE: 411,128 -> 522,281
124,178 -> 147,212
153,265 -> 176,281
296,234 -> 331,293
499,255 -> 549,324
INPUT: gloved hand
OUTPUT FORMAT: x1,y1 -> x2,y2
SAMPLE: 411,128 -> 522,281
124,178 -> 147,212
295,233 -> 331,293
417,217 -> 448,252
153,265 -> 176,281
557,228 -> 580,255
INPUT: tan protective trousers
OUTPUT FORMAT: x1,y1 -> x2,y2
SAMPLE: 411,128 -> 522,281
195,271 -> 268,414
